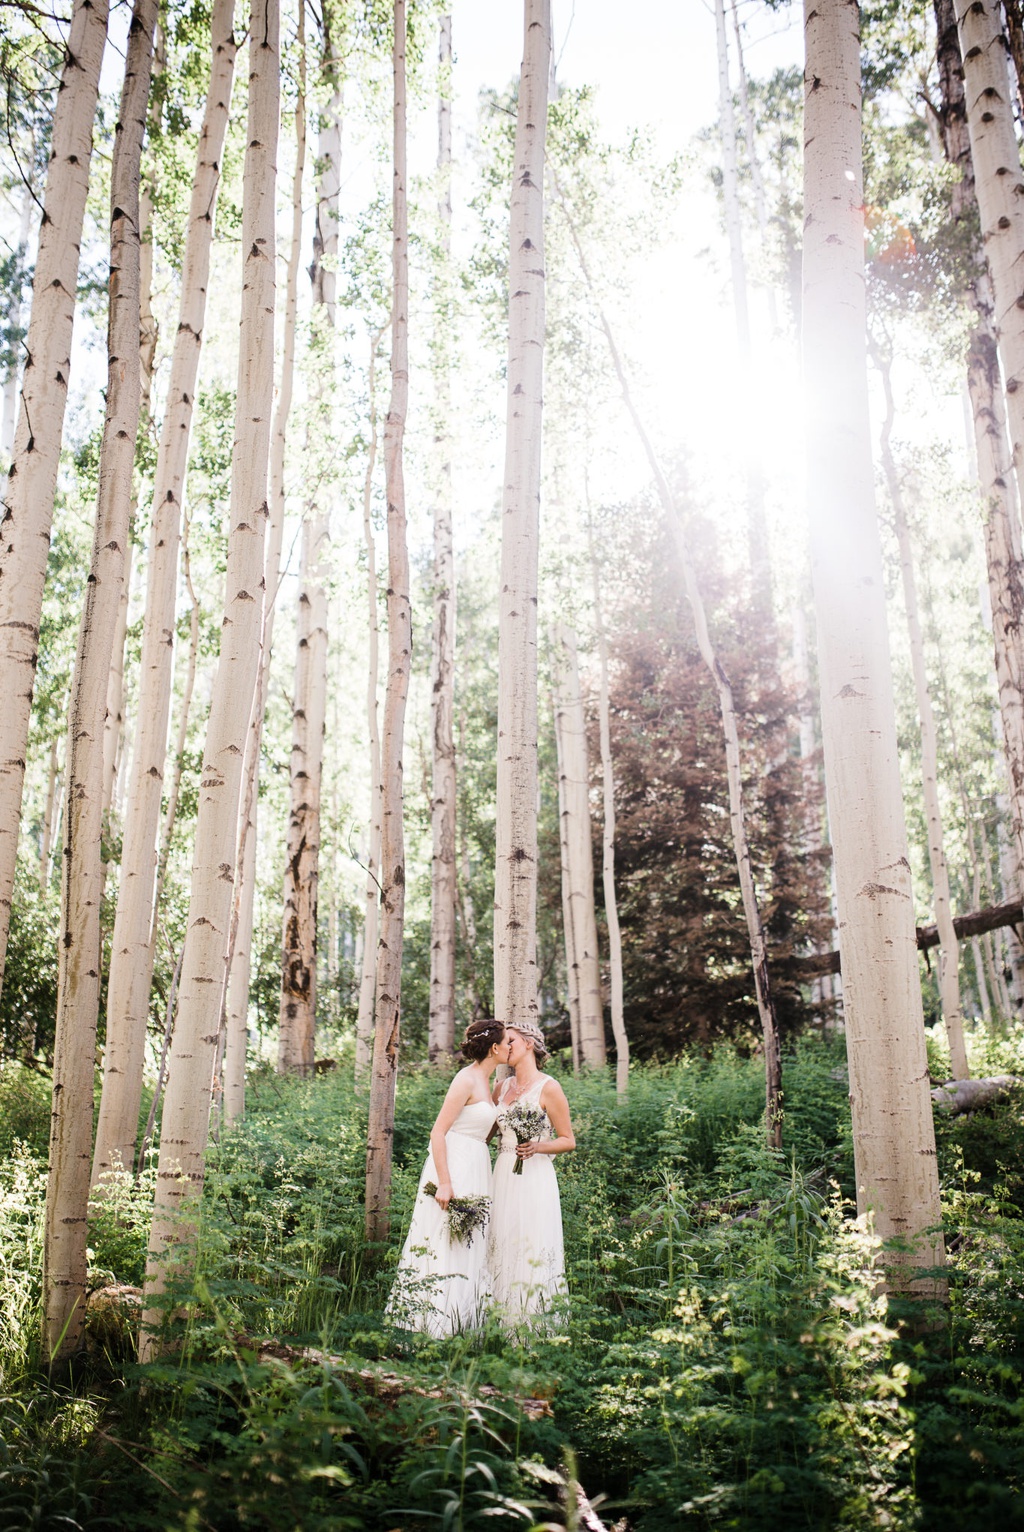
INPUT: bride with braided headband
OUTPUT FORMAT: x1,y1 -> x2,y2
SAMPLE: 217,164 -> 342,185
488,1019 -> 576,1321
387,1018 -> 509,1336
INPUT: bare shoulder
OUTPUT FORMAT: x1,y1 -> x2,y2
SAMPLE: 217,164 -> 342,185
539,1076 -> 568,1108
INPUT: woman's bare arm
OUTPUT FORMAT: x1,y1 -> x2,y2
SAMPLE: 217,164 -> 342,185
515,1080 -> 576,1161
428,1071 -> 475,1207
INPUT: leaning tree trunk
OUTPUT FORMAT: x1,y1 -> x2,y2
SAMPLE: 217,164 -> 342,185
141,0 -> 278,1356
803,0 -> 944,1290
92,0 -> 238,1187
43,0 -> 157,1360
558,190 -> 783,1144
355,331 -> 384,1083
364,0 -> 412,1244
0,0 -> 110,1003
1,171 -> 37,456
493,0 -> 551,1031
875,347 -> 969,1079
428,11 -> 457,1065
551,623 -> 606,1067
587,517 -> 629,1095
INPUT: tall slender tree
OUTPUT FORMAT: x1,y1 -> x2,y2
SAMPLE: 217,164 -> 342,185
551,622 -> 606,1067
43,0 -> 157,1358
142,0 -> 279,1352
875,345 -> 969,1079
92,0 -> 239,1186
364,0 -> 412,1242
278,3 -> 329,1080
428,12 -> 457,1064
0,0 -> 111,1002
493,0 -> 552,1031
803,0 -> 944,1287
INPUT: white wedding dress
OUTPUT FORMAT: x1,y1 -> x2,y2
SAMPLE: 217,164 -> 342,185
387,1098 -> 497,1337
488,1074 -> 566,1321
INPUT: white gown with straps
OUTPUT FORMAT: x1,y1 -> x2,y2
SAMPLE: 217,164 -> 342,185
488,1074 -> 567,1321
387,1098 -> 497,1337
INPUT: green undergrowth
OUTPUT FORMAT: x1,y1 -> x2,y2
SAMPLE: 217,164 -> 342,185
1,1030 -> 1023,1528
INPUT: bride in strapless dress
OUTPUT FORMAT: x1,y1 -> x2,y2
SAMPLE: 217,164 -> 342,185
387,1019 -> 509,1336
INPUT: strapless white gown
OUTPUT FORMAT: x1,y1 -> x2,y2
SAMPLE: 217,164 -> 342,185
387,1098 -> 498,1337
488,1074 -> 566,1321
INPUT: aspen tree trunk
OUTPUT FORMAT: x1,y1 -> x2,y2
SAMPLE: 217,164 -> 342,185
278,517 -> 328,1076
1,175 -> 36,457
310,8 -> 343,324
934,0 -> 1024,897
43,0 -> 156,1359
560,199 -> 783,1142
552,688 -> 581,1071
457,706 -> 482,1016
101,543 -> 133,828
551,623 -> 606,1067
277,0 -> 332,1080
429,12 -> 457,1064
494,0 -> 551,1031
0,0 -> 110,1002
364,0 -> 412,1243
587,519 -> 629,1094
876,351 -> 969,1079
714,0 -> 772,622
141,0 -> 278,1352
803,0 -> 944,1288
730,0 -> 777,331
355,332 -> 384,1081
39,737 -> 58,893
92,0 -> 238,1187
152,517 -> 200,924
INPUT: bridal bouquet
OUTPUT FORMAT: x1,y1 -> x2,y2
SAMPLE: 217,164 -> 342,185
422,1182 -> 491,1245
503,1102 -> 548,1176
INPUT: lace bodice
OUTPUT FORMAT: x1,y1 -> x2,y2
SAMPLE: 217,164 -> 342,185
496,1074 -> 553,1150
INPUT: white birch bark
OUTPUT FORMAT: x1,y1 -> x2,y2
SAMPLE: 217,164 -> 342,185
92,0 -> 238,1187
803,0 -> 944,1286
729,0 -> 777,331
494,0 -> 551,1030
552,684 -> 581,1071
39,736 -> 58,894
876,351 -> 969,1079
141,0 -> 278,1352
276,0 -> 336,1080
0,0 -> 110,1002
278,517 -> 328,1077
101,540 -> 132,828
152,516 -> 200,926
0,177 -> 36,458
587,520 -> 629,1094
551,623 -> 606,1067
365,0 -> 411,1242
43,0 -> 156,1358
355,331 -> 384,1081
428,11 -> 457,1064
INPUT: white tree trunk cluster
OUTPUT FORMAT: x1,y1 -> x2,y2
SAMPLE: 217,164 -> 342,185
142,0 -> 279,1353
44,0 -> 157,1358
0,0 -> 110,1002
550,622 -> 606,1069
93,0 -> 238,1187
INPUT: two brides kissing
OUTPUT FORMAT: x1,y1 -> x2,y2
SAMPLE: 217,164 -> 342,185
388,1018 -> 576,1336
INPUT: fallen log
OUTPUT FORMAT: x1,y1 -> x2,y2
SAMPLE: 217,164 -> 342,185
787,898 -> 1024,982
930,1075 -> 1022,1115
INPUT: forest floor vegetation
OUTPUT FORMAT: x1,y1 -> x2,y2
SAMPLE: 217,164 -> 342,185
1,1030 -> 1023,1529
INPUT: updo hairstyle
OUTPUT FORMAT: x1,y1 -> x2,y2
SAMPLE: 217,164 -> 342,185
461,1018 -> 506,1061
